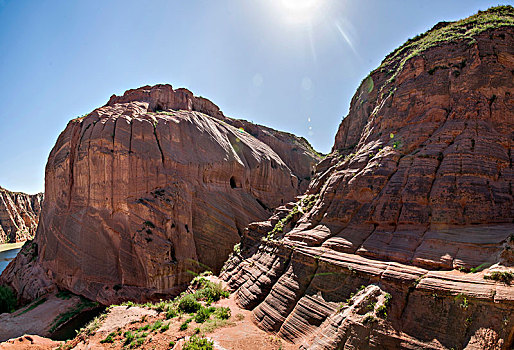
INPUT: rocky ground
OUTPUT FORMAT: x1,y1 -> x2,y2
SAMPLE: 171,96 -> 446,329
1,276 -> 297,350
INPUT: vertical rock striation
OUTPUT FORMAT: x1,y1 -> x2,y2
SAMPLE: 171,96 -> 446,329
0,187 -> 43,243
2,86 -> 320,305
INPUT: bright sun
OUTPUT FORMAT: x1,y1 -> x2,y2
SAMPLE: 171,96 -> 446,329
278,0 -> 323,24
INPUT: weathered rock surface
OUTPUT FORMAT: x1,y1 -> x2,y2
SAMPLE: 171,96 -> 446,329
2,85 -> 320,305
222,7 -> 514,350
0,187 -> 43,243
107,85 -> 320,192
0,241 -> 55,303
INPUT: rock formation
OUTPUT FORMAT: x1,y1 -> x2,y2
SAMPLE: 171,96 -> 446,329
2,85 -> 320,305
0,187 -> 43,244
222,7 -> 514,350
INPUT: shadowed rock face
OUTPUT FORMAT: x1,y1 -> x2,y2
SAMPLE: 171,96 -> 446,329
222,8 -> 514,350
8,87 -> 319,305
0,187 -> 43,243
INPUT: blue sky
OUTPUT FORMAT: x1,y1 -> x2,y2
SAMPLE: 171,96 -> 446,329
0,0 -> 510,194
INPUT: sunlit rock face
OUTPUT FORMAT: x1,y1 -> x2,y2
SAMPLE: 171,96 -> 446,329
0,187 -> 43,243
222,8 -> 514,350
10,85 -> 320,305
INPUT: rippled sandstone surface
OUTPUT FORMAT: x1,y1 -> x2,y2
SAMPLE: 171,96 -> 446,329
222,7 -> 514,350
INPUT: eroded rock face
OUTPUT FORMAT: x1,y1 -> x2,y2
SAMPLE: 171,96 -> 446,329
8,87 -> 319,305
222,8 -> 514,350
0,187 -> 43,243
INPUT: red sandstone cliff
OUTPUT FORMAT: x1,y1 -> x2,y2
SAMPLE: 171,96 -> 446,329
222,7 -> 514,350
1,86 -> 320,304
0,187 -> 43,244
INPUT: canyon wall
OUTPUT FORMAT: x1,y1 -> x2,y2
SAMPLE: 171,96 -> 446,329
2,86 -> 320,304
0,187 -> 43,243
222,7 -> 514,350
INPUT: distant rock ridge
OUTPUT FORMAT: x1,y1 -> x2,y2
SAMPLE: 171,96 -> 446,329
0,187 -> 43,244
1,85 -> 321,304
221,7 -> 514,350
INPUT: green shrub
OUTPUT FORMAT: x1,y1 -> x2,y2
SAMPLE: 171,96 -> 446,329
56,290 -> 73,300
178,294 -> 201,313
166,308 -> 178,319
160,322 -> 170,332
376,305 -> 387,318
179,321 -> 189,331
195,306 -> 212,323
183,335 -> 214,350
153,300 -> 167,312
194,281 -> 229,303
0,286 -> 16,313
214,307 -> 231,320
124,331 -> 135,345
100,332 -> 115,343
151,320 -> 162,331
138,324 -> 150,331
136,337 -> 145,346
484,271 -> 513,284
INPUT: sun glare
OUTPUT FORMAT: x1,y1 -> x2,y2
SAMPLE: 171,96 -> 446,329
278,0 -> 323,24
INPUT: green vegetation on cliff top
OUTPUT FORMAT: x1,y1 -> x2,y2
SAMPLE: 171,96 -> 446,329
378,5 -> 513,73
351,5 -> 514,101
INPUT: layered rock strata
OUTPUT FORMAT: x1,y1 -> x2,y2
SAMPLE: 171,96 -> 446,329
0,187 -> 43,243
2,86 -> 320,304
222,7 -> 514,350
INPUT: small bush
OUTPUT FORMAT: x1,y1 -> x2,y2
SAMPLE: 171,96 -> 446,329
124,331 -> 135,345
214,307 -> 231,320
195,307 -> 212,323
0,286 -> 16,313
166,308 -> 178,319
179,321 -> 189,331
178,294 -> 201,313
153,301 -> 167,312
376,305 -> 387,318
160,322 -> 170,332
194,280 -> 229,303
484,271 -> 513,284
384,293 -> 392,306
100,332 -> 115,343
151,320 -> 162,331
138,324 -> 150,331
183,335 -> 214,350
